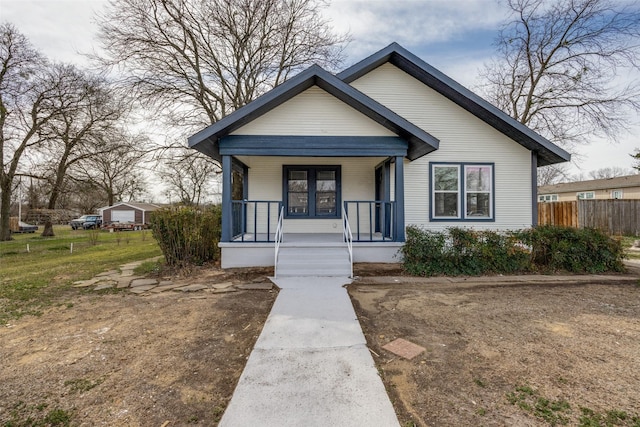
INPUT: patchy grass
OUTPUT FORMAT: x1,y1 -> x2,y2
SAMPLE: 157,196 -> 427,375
3,401 -> 72,427
507,385 -> 640,427
620,235 -> 640,260
64,377 -> 105,394
579,407 -> 640,427
506,385 -> 571,425
133,258 -> 164,276
0,226 -> 161,324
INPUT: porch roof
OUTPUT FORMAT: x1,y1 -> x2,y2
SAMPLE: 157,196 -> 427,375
188,65 -> 439,162
338,43 -> 571,167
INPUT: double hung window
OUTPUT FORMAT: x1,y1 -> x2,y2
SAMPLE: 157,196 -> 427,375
431,163 -> 494,220
284,166 -> 340,219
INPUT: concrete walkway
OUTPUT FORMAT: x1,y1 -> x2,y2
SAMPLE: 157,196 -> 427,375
218,276 -> 399,427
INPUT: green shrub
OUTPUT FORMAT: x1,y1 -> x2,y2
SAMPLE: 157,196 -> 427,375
402,225 -> 625,276
516,226 -> 625,273
149,205 -> 221,267
402,226 -> 529,276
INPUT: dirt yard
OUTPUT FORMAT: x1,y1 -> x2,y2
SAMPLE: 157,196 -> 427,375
349,278 -> 640,426
2,262 -> 639,427
0,278 -> 276,426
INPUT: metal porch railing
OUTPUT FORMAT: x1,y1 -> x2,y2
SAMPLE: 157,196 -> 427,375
231,200 -> 282,242
343,201 -> 396,242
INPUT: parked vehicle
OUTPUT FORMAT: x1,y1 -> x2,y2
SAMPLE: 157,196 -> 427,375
103,221 -> 147,231
70,215 -> 89,230
82,215 -> 103,230
9,218 -> 38,233
18,222 -> 38,233
69,215 -> 102,230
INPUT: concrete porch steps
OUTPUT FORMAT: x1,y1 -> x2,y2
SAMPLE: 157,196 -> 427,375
276,245 -> 351,277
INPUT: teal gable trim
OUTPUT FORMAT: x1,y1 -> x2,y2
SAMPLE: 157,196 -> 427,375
219,135 -> 408,157
188,64 -> 438,162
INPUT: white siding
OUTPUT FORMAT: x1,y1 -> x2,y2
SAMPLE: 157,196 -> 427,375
351,63 -> 533,231
230,86 -> 396,136
238,156 -> 384,233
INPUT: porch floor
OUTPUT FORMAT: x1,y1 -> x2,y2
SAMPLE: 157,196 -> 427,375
232,232 -> 392,243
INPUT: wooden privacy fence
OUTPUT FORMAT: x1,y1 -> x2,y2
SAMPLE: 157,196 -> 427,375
538,200 -> 640,236
538,201 -> 578,228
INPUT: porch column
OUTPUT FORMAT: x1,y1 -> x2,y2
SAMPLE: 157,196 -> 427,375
221,155 -> 232,242
394,156 -> 405,241
531,151 -> 538,226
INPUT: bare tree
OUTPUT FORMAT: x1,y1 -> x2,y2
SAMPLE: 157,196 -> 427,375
632,149 -> 640,171
73,132 -> 148,206
588,166 -> 635,179
479,0 -> 640,151
537,163 -> 572,185
95,0 -> 348,130
0,24 -> 67,240
33,66 -> 129,236
159,149 -> 220,206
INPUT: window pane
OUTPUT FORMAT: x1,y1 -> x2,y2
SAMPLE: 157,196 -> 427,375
434,193 -> 458,217
316,179 -> 335,192
434,166 -> 458,191
288,171 -> 307,192
289,170 -> 307,180
466,193 -> 490,217
317,171 -> 335,181
466,166 -> 491,191
288,193 -> 308,214
316,192 -> 336,215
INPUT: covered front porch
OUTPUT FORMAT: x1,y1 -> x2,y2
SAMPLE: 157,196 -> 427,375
218,154 -> 406,269
187,64 -> 440,269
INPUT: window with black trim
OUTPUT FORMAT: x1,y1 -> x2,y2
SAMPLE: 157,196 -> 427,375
430,163 -> 494,220
283,166 -> 340,219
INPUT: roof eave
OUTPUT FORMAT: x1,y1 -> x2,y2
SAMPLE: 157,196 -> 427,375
189,63 -> 439,160
339,43 -> 570,166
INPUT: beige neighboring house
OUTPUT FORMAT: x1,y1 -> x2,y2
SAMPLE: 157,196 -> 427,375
538,174 -> 640,202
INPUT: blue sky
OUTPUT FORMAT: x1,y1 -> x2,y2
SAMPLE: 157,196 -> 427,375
1,0 -> 638,176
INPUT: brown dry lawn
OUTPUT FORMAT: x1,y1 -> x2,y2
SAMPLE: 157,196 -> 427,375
349,275 -> 640,426
1,264 -> 639,426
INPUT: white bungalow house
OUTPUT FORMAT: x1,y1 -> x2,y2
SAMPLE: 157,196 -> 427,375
188,43 -> 570,274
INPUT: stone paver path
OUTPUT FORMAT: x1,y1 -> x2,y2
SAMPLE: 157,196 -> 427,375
72,256 -> 273,294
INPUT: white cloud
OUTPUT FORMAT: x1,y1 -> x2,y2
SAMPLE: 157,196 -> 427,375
1,0 -> 637,176
0,0 -> 107,65
325,0 -> 507,62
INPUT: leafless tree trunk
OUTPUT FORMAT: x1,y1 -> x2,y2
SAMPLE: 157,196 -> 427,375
95,0 -> 348,131
479,0 -> 640,156
1,24 -> 66,240
34,67 -> 128,236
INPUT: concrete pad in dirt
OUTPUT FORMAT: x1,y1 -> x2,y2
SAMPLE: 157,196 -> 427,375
219,277 -> 399,427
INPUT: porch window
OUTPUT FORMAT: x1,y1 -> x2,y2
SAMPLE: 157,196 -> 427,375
430,162 -> 494,221
283,166 -> 340,219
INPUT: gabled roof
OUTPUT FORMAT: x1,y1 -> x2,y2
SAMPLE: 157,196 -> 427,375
99,202 -> 162,212
188,64 -> 440,161
538,174 -> 640,194
338,43 -> 570,167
